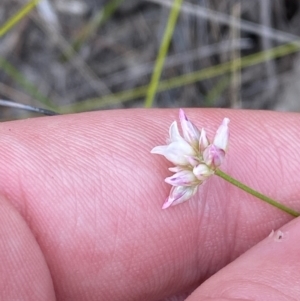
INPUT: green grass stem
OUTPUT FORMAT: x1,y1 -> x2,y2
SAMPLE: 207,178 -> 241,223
59,42 -> 300,113
0,0 -> 40,37
144,0 -> 183,108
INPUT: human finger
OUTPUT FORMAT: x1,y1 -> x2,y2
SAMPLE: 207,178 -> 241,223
185,217 -> 300,301
0,196 -> 55,300
0,109 -> 299,300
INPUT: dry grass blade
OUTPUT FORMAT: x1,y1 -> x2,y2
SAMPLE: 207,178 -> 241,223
59,42 -> 300,113
229,2 -> 241,108
1,0 -> 300,116
105,39 -> 252,88
148,0 -> 300,44
32,14 -> 114,99
0,56 -> 56,108
37,0 -> 60,31
62,0 -> 125,62
260,0 -> 278,100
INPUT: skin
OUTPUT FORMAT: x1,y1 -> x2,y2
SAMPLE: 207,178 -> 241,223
0,109 -> 300,301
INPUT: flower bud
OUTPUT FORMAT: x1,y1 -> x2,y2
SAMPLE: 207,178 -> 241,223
203,144 -> 225,169
193,163 -> 213,181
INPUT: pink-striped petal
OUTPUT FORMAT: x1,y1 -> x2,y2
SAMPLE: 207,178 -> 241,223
168,166 -> 184,172
169,121 -> 182,142
186,155 -> 200,167
179,109 -> 200,146
199,128 -> 209,152
165,170 -> 198,186
213,118 -> 230,152
162,185 -> 198,209
150,145 -> 167,156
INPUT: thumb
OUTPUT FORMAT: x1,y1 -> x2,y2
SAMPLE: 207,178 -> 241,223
0,196 -> 55,300
186,217 -> 300,301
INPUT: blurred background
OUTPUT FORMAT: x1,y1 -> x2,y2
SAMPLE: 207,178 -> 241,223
0,0 -> 300,120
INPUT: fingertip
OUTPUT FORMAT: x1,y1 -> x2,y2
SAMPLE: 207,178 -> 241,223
186,217 -> 300,301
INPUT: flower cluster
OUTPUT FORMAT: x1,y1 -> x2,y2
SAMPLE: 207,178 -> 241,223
151,109 -> 230,209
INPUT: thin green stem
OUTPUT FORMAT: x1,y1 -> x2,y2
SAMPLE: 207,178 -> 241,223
215,169 -> 300,217
60,42 -> 300,113
0,0 -> 40,37
144,0 -> 183,108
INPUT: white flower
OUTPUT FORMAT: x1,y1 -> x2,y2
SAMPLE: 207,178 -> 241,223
151,121 -> 196,166
151,109 -> 230,209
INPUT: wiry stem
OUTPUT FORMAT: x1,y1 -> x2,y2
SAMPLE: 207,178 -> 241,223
215,169 -> 300,217
0,99 -> 59,116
